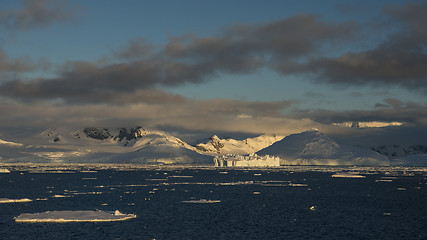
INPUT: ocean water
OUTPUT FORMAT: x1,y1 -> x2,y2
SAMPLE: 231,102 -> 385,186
0,165 -> 426,239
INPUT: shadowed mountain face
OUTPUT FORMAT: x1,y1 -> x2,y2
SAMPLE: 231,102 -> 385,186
80,127 -> 146,142
82,128 -> 112,140
257,131 -> 390,166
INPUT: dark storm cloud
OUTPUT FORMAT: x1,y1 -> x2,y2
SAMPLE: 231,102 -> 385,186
301,2 -> 427,91
165,14 -> 355,74
0,59 -> 213,103
1,2 -> 427,104
306,48 -> 427,89
0,95 -> 298,135
294,98 -> 427,126
0,0 -> 77,30
0,61 -> 188,104
0,14 -> 356,103
383,2 -> 427,44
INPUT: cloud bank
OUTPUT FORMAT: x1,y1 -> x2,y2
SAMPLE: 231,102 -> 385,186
1,2 -> 427,105
0,1 -> 426,139
0,13 -> 356,103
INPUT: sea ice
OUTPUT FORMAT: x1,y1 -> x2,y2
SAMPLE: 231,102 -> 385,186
52,195 -> 69,198
14,210 -> 136,223
288,183 -> 308,187
332,173 -> 366,178
181,199 -> 221,204
0,168 -> 11,173
0,198 -> 32,203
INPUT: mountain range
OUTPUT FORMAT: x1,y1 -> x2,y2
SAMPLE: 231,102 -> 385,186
0,127 -> 425,166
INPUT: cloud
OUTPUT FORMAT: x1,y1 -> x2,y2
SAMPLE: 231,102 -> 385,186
0,59 -> 219,103
0,0 -> 78,30
0,48 -> 35,73
0,95 -> 302,136
293,98 -> 427,126
299,2 -> 427,91
306,46 -> 427,90
165,14 -> 356,73
383,2 -> 427,44
0,14 -> 357,104
113,38 -> 155,60
0,0 -> 425,130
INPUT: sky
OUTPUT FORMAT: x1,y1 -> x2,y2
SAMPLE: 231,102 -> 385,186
1,0 -> 427,142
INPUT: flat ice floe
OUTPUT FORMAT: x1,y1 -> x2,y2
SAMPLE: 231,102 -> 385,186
181,199 -> 221,204
0,198 -> 32,203
0,168 -> 11,173
14,210 -> 136,223
332,173 -> 366,178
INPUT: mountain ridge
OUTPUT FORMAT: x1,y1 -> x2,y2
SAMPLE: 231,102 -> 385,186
256,130 -> 391,166
0,127 -> 426,166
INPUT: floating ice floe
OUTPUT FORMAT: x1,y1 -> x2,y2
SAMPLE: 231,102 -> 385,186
52,195 -> 70,198
14,210 -> 136,223
0,198 -> 32,203
0,168 -> 11,173
288,183 -> 308,187
181,199 -> 221,204
375,179 -> 393,182
332,173 -> 365,178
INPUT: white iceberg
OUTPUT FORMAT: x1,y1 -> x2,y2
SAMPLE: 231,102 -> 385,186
0,198 -> 32,203
14,210 -> 136,223
214,153 -> 280,167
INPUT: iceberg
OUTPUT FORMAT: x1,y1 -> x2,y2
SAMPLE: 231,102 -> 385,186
14,210 -> 136,223
214,154 -> 280,167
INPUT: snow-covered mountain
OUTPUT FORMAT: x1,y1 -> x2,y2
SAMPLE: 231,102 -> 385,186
0,127 -> 211,165
195,134 -> 284,156
369,144 -> 427,166
256,130 -> 390,166
1,127 -> 426,166
370,144 -> 427,158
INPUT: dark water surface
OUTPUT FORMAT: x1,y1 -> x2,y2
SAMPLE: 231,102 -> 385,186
0,165 -> 426,239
